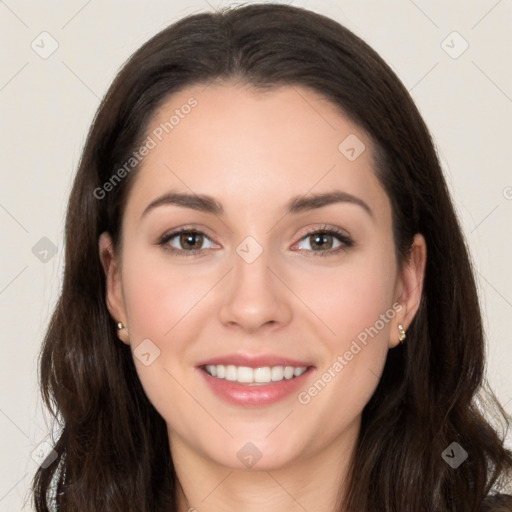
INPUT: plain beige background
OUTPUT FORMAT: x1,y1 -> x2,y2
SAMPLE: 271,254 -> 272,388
0,0 -> 511,509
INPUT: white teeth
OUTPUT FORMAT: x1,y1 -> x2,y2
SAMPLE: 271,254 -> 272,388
237,366 -> 254,383
284,366 -> 294,379
254,367 -> 271,383
271,366 -> 284,381
203,364 -> 308,384
225,365 -> 237,381
205,364 -> 217,377
294,367 -> 306,377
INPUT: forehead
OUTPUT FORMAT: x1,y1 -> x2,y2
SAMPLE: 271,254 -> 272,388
123,82 -> 390,226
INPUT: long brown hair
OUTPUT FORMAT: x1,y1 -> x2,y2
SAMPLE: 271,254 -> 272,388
32,4 -> 512,511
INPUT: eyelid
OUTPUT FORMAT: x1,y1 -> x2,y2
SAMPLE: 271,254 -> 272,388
158,224 -> 217,243
295,224 -> 350,241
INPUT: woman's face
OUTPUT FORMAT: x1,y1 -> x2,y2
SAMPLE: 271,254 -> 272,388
101,82 -> 425,471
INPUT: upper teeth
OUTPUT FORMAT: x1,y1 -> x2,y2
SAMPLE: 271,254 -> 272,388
204,364 -> 308,384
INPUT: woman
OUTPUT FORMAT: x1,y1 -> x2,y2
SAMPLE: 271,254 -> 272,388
32,3 -> 512,511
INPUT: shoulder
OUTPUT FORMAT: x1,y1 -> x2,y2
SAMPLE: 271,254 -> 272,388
479,494 -> 512,512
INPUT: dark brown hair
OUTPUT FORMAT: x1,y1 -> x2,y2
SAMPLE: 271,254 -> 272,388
32,3 -> 512,511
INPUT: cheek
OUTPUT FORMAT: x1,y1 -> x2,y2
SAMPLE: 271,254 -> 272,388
297,248 -> 397,412
119,249 -> 210,431
120,247 -> 213,343
119,246 -> 219,401
303,246 -> 397,347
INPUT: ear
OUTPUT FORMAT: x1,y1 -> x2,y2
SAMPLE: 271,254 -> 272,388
98,232 -> 130,345
389,233 -> 427,348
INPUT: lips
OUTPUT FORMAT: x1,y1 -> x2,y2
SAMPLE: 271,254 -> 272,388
196,353 -> 313,368
196,353 -> 315,406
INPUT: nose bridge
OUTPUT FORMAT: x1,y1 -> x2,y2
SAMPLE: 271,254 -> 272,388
234,240 -> 273,292
218,236 -> 292,331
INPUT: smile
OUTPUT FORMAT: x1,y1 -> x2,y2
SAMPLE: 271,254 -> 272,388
203,364 -> 308,385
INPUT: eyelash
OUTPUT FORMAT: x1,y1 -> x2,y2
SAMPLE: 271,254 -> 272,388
157,225 -> 354,258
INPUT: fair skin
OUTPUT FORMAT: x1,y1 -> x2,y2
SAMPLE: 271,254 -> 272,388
99,82 -> 426,512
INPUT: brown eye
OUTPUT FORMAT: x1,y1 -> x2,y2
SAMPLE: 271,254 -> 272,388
159,229 -> 217,256
308,232 -> 335,251
295,227 -> 353,257
178,231 -> 204,250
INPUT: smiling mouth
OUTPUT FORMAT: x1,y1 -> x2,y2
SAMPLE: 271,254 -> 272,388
202,364 -> 309,385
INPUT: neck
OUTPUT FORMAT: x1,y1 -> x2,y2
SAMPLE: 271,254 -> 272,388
170,418 -> 360,512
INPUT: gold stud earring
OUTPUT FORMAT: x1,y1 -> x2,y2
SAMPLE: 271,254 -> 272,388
398,324 -> 406,343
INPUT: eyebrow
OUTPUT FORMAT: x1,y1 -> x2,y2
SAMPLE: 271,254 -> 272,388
140,189 -> 374,220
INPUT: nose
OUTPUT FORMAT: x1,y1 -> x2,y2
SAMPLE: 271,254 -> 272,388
218,246 -> 293,333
